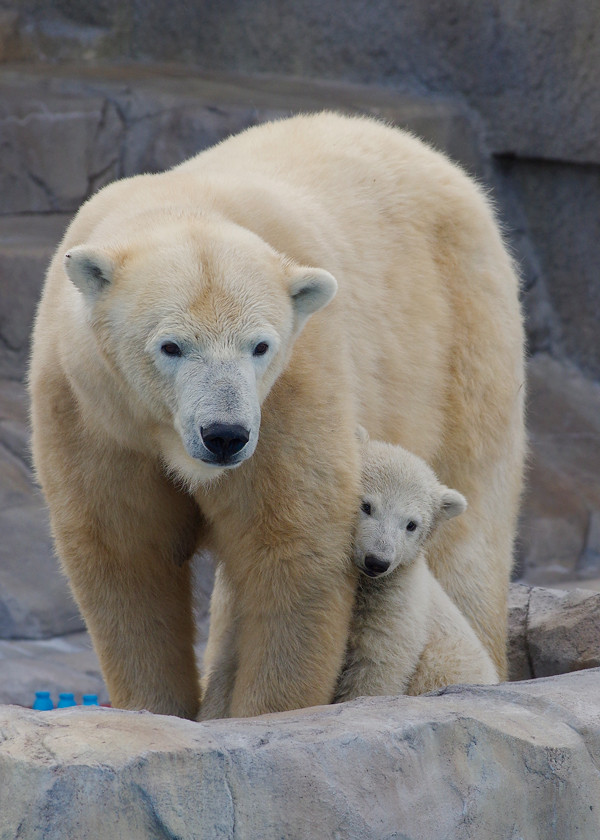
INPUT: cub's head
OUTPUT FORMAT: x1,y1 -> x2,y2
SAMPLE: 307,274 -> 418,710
353,427 -> 467,579
64,209 -> 337,489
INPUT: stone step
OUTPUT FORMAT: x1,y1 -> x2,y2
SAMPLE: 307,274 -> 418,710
0,62 -> 486,217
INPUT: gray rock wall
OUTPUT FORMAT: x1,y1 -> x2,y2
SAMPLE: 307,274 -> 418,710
9,0 -> 600,168
498,157 -> 600,378
4,1 -> 600,377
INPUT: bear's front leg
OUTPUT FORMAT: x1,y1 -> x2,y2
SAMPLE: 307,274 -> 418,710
202,461 -> 359,717
229,558 -> 357,716
32,381 -> 203,718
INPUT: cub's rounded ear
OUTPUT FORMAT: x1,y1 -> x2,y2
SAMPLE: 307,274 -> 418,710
439,487 -> 467,520
64,246 -> 116,302
355,425 -> 370,444
287,266 -> 337,332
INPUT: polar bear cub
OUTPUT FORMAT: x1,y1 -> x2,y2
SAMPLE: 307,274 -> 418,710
335,430 -> 499,702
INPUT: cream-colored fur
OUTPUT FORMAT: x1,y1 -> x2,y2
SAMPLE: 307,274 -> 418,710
30,112 -> 524,719
335,434 -> 498,702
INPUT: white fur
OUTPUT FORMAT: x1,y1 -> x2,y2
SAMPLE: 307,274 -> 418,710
335,433 -> 499,701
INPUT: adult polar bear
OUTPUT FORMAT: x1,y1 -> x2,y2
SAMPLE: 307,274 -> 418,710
30,113 -> 525,719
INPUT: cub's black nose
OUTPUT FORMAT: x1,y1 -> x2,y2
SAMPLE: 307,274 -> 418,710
201,423 -> 250,462
363,555 -> 390,577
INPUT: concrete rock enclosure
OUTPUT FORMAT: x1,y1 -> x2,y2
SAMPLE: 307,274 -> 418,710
2,670 -> 600,839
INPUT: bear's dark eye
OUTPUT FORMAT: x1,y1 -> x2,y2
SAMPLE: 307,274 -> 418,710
406,521 -> 417,532
361,501 -> 372,516
161,341 -> 182,357
253,342 -> 269,357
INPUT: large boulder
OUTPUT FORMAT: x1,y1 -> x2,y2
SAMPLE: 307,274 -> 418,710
509,583 -> 600,681
1,668 -> 600,839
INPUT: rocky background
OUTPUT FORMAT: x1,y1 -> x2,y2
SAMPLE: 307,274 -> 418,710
1,4 -> 600,836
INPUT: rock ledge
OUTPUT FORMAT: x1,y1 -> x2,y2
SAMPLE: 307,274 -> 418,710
2,668 -> 600,839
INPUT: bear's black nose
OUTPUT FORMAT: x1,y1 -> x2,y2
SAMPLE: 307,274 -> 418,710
201,423 -> 250,462
363,555 -> 390,577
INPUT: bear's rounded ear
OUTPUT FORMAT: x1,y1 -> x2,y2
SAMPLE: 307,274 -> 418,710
287,266 -> 337,332
356,424 -> 369,444
64,246 -> 116,303
439,487 -> 468,520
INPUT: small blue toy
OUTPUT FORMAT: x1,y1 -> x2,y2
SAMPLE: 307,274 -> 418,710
32,691 -> 54,711
57,692 -> 77,708
82,694 -> 99,706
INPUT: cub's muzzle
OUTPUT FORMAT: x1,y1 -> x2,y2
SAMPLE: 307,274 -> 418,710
362,555 -> 391,577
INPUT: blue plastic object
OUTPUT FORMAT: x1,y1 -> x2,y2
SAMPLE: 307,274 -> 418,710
57,692 -> 77,708
32,690 -> 54,711
82,694 -> 98,706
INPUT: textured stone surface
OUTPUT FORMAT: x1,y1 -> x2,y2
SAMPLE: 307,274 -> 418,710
9,1 -> 600,165
0,632 -> 108,707
518,353 -> 600,587
0,254 -> 87,639
507,582 -> 531,682
0,377 -> 84,639
0,64 -> 487,218
0,9 -> 27,62
0,85 -> 122,215
2,669 -> 600,839
0,214 -> 70,379
508,582 -> 600,682
527,585 -> 600,678
499,157 -> 600,379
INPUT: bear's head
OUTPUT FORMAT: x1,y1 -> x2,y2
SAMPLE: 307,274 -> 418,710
353,427 -> 467,579
63,209 -> 337,489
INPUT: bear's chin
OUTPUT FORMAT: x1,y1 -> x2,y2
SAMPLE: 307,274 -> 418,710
158,441 -> 230,494
162,457 -> 228,494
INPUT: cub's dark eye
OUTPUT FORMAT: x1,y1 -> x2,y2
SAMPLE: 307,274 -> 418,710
161,341 -> 182,357
406,521 -> 417,532
361,501 -> 372,516
253,342 -> 269,357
